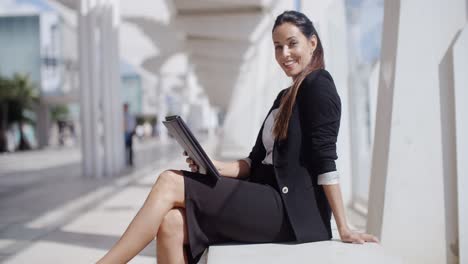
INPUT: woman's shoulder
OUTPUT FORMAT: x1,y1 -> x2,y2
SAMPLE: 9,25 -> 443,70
278,87 -> 289,98
273,87 -> 289,105
303,69 -> 334,87
298,69 -> 339,103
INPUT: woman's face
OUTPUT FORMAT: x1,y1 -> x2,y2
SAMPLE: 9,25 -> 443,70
272,23 -> 317,79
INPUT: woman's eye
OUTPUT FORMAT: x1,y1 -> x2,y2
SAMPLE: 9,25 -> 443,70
275,45 -> 282,50
290,42 -> 297,47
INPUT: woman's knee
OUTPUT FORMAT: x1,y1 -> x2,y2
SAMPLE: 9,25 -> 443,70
158,209 -> 188,244
155,170 -> 182,187
153,170 -> 185,206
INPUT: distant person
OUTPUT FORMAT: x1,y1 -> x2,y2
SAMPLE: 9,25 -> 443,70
69,121 -> 77,146
58,120 -> 66,146
98,11 -> 378,264
123,103 -> 136,166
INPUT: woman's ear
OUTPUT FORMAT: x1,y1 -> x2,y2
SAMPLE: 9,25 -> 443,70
309,35 -> 318,54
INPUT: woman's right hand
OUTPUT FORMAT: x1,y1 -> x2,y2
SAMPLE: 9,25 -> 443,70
183,151 -> 199,172
339,228 -> 379,244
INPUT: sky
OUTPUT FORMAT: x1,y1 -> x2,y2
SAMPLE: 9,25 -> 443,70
0,0 -> 53,14
345,0 -> 384,65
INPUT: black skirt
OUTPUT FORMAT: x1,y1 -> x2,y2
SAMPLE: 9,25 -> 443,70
182,164 -> 296,264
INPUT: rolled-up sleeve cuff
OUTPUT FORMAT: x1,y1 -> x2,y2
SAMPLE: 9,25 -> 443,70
317,170 -> 339,185
240,157 -> 252,168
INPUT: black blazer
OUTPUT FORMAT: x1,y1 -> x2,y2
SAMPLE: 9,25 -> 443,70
247,69 -> 341,242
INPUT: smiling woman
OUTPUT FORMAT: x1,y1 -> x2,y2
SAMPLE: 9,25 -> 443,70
97,10 -> 378,264
271,11 -> 325,141
273,22 -> 317,78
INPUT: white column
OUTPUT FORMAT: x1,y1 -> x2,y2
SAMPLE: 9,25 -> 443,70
218,2 -> 294,158
100,0 -> 112,176
89,0 -> 103,178
453,24 -> 468,264
367,0 -> 466,262
439,32 -> 458,264
221,51 -> 261,157
366,0 -> 398,241
157,77 -> 168,143
185,66 -> 207,132
368,62 -> 380,146
79,0 -> 124,178
79,0 -> 96,178
109,0 -> 125,173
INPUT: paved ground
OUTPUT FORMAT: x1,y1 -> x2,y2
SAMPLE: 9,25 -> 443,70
0,135 -> 369,264
0,137 -> 212,263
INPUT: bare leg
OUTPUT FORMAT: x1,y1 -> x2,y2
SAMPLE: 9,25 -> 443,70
97,170 -> 185,264
156,208 -> 188,264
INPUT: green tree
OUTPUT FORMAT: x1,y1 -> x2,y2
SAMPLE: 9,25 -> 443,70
0,74 -> 39,151
0,76 -> 12,151
50,104 -> 69,122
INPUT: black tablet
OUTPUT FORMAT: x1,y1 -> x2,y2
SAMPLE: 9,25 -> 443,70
162,115 -> 220,184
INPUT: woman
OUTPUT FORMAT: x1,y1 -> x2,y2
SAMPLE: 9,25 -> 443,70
97,10 -> 378,264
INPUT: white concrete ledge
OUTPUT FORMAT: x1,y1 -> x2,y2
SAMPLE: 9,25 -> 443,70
206,240 -> 403,264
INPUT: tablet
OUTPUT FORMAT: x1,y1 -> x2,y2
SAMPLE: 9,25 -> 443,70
162,115 -> 220,184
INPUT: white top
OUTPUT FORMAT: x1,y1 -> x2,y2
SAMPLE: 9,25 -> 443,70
242,108 -> 339,185
124,112 -> 136,133
261,109 -> 279,165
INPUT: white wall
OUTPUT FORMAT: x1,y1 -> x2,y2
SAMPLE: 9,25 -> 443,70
367,0 -> 467,262
453,23 -> 468,264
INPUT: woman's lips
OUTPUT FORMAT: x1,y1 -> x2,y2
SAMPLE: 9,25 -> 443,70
283,60 -> 297,70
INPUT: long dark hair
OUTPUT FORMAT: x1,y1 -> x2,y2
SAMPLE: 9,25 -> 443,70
272,10 -> 325,140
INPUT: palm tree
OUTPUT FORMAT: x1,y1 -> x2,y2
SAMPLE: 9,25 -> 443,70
0,74 -> 39,151
0,76 -> 13,152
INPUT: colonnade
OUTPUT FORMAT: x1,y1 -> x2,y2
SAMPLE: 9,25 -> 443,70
171,1 -> 292,159
78,0 -> 124,178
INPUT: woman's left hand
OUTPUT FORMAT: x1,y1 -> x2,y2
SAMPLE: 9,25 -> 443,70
339,228 -> 379,244
183,151 -> 199,172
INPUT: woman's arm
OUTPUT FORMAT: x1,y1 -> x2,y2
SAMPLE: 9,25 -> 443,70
184,152 -> 250,179
322,183 -> 379,244
297,70 -> 378,243
212,159 -> 250,179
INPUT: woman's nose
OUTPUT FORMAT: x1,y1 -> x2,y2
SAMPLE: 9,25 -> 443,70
281,46 -> 291,58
